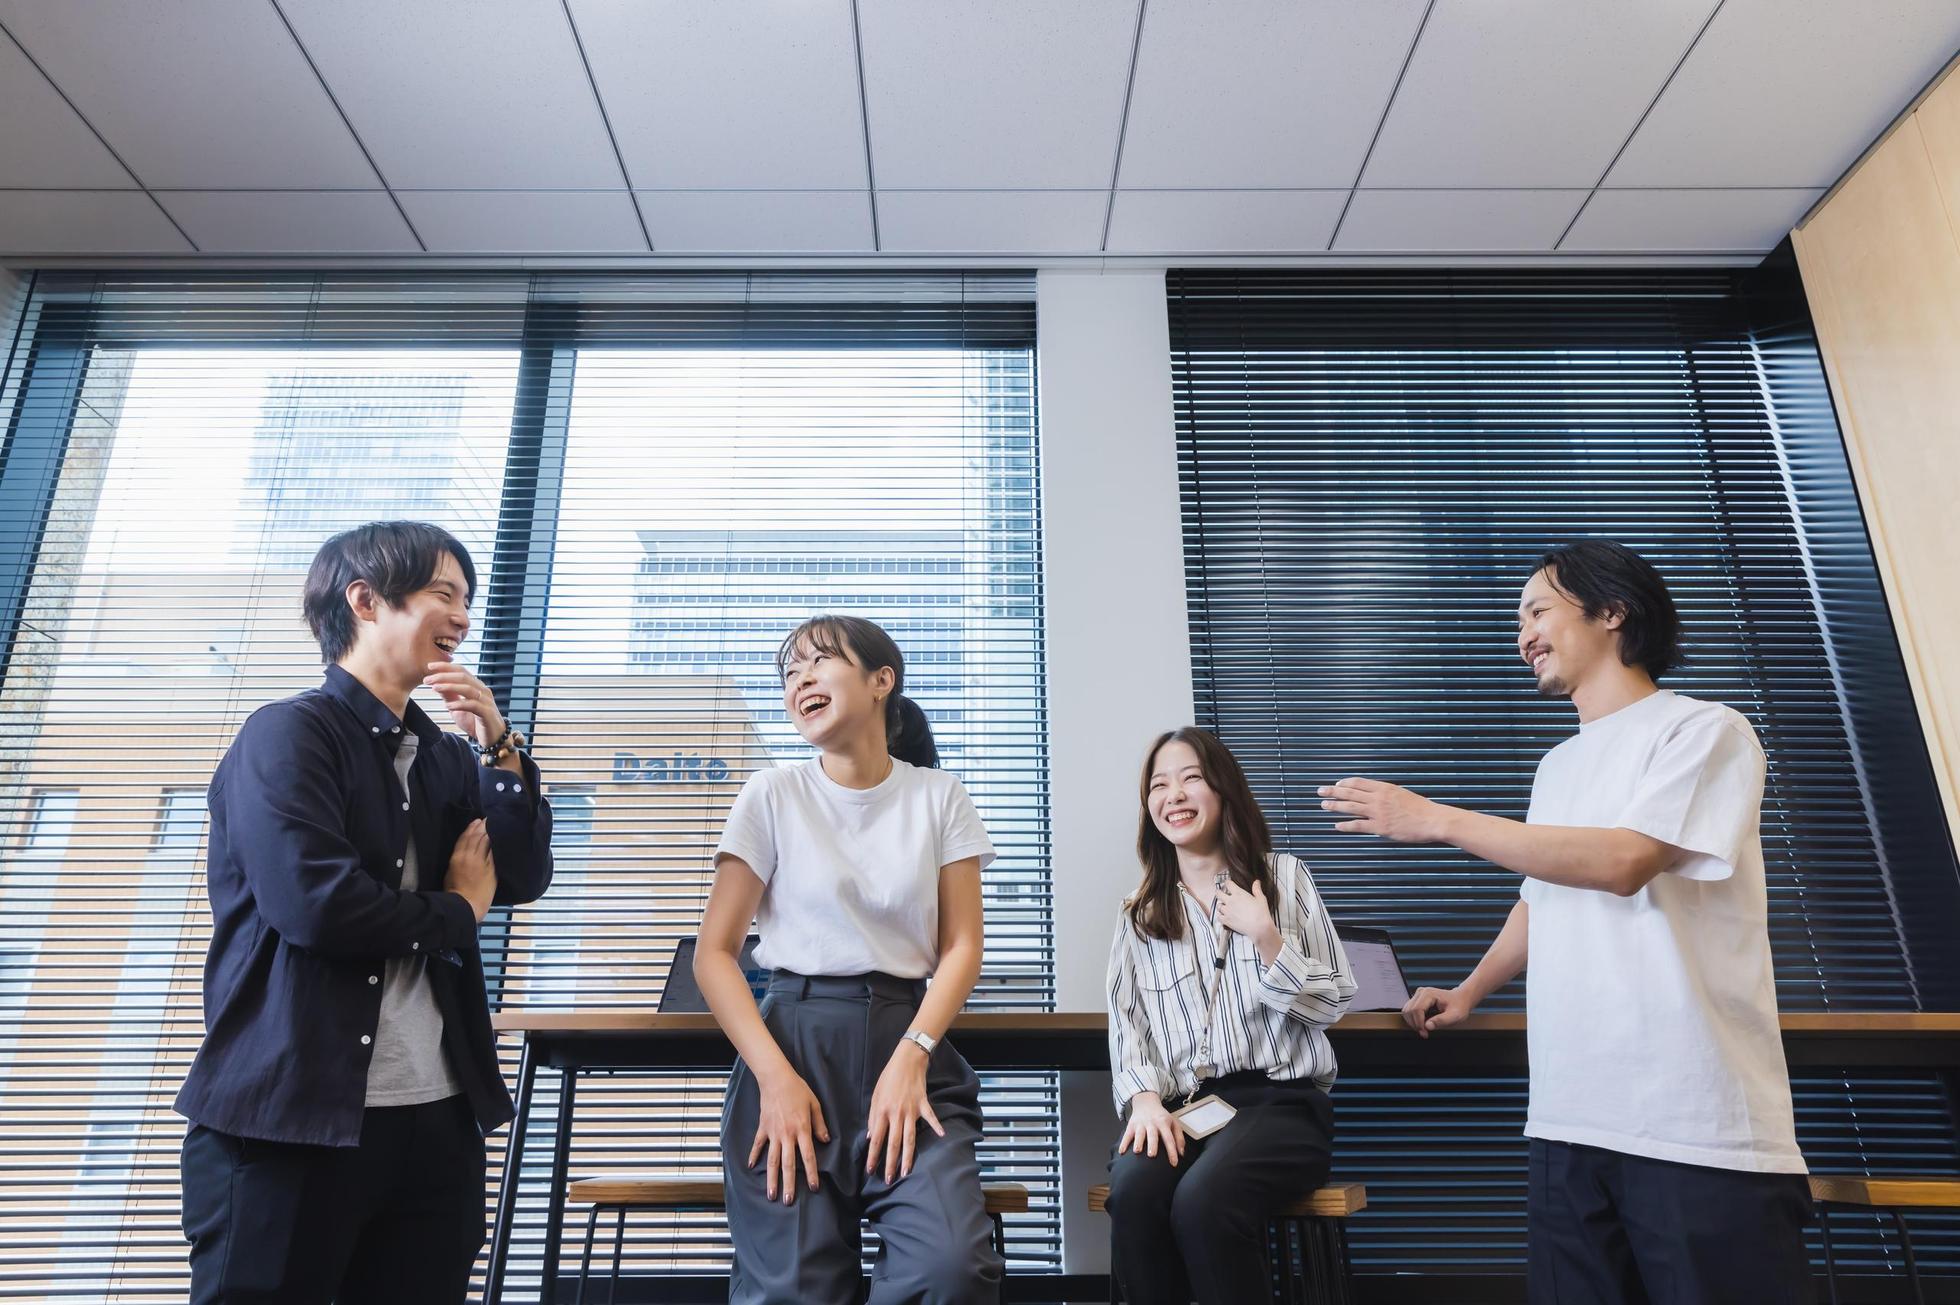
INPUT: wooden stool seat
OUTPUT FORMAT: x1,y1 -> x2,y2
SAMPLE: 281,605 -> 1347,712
1810,1173 -> 1955,1305
1086,1180 -> 1366,1219
569,1175 -> 1029,1214
1086,1182 -> 1365,1304
567,1176 -> 1029,1304
568,1176 -> 721,1207
1809,1174 -> 1960,1209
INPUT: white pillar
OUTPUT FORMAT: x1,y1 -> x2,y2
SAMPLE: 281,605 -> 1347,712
1036,268 -> 1194,1283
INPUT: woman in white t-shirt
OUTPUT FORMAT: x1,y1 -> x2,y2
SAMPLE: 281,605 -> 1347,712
694,615 -> 1001,1305
1104,727 -> 1357,1305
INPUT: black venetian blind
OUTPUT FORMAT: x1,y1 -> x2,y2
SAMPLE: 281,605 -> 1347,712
1169,265 -> 1960,1283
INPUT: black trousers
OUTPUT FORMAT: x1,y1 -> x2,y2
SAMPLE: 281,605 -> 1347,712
1528,1138 -> 1814,1305
180,1094 -> 486,1305
1105,1071 -> 1336,1305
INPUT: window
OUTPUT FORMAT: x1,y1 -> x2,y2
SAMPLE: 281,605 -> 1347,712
0,302 -> 522,1298
513,789 -> 594,1006
153,788 -> 206,854
0,271 -> 1050,1300
1169,267 -> 1960,1283
501,334 -> 1053,1286
0,790 -> 81,1154
20,790 -> 78,854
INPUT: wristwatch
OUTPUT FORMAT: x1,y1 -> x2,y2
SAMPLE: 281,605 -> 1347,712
901,1029 -> 938,1056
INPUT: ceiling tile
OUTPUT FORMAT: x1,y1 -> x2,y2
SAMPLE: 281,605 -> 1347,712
1563,188 -> 1820,252
1363,0 -> 1714,188
1607,0 -> 1960,188
877,190 -> 1107,253
398,191 -> 646,253
1335,190 -> 1586,251
0,0 -> 376,189
570,0 -> 867,190
857,0 -> 1137,189
278,0 -> 623,189
1119,0 -> 1427,188
638,191 -> 873,253
1106,189 -> 1347,252
0,27 -> 131,187
158,191 -> 418,253
0,191 -> 191,255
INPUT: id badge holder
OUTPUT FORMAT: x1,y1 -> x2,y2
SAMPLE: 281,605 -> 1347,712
1171,1093 -> 1238,1140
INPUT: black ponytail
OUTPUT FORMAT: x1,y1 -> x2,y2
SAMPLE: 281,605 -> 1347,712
886,693 -> 938,768
776,614 -> 940,770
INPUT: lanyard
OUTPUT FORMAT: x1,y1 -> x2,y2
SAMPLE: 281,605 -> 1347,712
1184,873 -> 1231,1082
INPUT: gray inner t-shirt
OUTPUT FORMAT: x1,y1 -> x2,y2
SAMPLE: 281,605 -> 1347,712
365,733 -> 464,1107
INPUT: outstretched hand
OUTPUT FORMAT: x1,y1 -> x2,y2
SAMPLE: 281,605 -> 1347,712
1317,777 -> 1450,843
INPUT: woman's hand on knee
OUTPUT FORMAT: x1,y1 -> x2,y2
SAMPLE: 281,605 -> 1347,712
750,1069 -> 829,1203
1118,1091 -> 1183,1167
867,1042 -> 942,1184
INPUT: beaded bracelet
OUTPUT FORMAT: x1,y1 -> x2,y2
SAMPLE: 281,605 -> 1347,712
475,724 -> 526,766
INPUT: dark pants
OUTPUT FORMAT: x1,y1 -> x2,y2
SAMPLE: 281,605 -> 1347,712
1528,1138 -> 1814,1305
721,971 -> 1004,1305
180,1093 -> 486,1305
1105,1071 -> 1336,1305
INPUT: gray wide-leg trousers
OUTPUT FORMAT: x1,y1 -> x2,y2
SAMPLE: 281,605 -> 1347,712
721,970 -> 1004,1305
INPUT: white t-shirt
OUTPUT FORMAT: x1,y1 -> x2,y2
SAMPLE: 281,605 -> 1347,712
1521,688 -> 1806,1174
715,758 -> 996,979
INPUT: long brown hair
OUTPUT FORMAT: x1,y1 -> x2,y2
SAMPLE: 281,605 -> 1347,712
1126,727 -> 1276,941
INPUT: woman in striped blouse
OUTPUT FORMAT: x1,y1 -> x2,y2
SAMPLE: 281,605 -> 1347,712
1103,726 -> 1358,1305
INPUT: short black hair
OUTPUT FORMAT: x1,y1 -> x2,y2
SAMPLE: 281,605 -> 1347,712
1535,539 -> 1683,679
303,521 -> 476,663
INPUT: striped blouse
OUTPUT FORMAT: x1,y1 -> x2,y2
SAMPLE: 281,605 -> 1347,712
1105,852 -> 1357,1115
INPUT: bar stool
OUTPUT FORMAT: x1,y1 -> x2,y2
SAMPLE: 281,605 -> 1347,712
1810,1174 -> 1960,1305
1087,1181 -> 1366,1305
567,1175 -> 1031,1304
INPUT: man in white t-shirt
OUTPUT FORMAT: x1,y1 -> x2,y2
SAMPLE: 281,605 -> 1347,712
1316,540 -> 1812,1305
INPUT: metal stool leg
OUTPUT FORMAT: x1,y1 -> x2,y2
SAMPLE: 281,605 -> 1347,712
1892,1209 -> 1925,1305
988,1213 -> 1007,1305
574,1206 -> 600,1305
1816,1204 -> 1840,1305
1337,1218 -> 1355,1305
1305,1217 -> 1323,1305
1318,1218 -> 1339,1305
606,1208 -> 626,1305
1288,1219 -> 1303,1305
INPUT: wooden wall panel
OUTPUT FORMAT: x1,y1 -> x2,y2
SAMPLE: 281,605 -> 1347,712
1794,63 -> 1960,851
1919,67 -> 1960,214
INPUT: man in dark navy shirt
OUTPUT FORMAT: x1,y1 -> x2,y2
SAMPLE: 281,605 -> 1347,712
176,521 -> 553,1304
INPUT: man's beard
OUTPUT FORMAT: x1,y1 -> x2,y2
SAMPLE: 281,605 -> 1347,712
1535,671 -> 1571,699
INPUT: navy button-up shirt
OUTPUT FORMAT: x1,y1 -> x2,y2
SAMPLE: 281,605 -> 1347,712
176,665 -> 553,1146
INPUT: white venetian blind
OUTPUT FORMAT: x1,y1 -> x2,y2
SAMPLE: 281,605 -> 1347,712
0,271 -> 1054,1302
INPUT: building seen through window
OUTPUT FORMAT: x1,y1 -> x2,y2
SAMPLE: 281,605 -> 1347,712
0,335 -> 1053,1295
